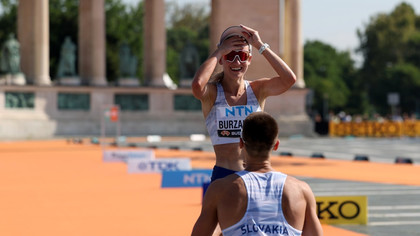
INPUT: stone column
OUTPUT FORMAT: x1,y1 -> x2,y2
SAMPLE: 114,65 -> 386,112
286,0 -> 305,88
18,0 -> 51,85
143,0 -> 166,86
79,0 -> 107,86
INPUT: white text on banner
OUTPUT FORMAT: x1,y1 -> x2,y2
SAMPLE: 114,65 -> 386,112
127,158 -> 191,173
103,149 -> 155,162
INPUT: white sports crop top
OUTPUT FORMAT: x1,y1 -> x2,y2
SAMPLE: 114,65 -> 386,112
205,80 -> 262,145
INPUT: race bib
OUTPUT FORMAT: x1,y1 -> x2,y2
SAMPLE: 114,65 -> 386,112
216,105 -> 260,138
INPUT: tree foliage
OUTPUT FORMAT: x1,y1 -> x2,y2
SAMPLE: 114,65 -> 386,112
357,2 -> 420,115
0,0 -> 17,48
166,2 -> 210,83
303,40 -> 354,116
304,2 -> 420,118
105,0 -> 144,83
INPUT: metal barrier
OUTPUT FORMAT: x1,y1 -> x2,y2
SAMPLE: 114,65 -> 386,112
329,121 -> 420,137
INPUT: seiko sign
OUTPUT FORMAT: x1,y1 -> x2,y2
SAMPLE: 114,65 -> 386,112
315,196 -> 367,224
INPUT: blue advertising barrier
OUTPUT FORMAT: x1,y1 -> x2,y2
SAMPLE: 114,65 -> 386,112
161,169 -> 212,188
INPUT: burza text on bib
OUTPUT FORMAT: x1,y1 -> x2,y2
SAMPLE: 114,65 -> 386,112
216,105 -> 260,138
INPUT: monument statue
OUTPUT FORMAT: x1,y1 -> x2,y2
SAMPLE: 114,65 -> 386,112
0,33 -> 26,85
1,33 -> 22,75
118,42 -> 139,86
56,36 -> 80,85
57,36 -> 77,78
179,41 -> 200,86
119,42 -> 138,78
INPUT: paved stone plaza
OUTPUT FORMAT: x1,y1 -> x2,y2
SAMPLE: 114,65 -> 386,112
302,177 -> 420,236
277,137 -> 420,164
134,136 -> 420,235
136,136 -> 420,164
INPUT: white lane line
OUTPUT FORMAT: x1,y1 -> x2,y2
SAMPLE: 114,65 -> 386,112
370,205 -> 420,210
307,182 -> 418,188
369,221 -> 420,226
315,190 -> 420,196
312,186 -> 420,191
369,212 -> 420,218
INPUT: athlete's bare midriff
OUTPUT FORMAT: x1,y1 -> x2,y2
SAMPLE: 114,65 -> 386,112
213,143 -> 244,171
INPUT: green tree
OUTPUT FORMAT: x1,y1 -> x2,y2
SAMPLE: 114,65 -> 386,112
357,2 -> 420,115
166,2 -> 210,83
304,40 -> 354,118
0,0 -> 18,49
105,0 -> 144,83
384,63 -> 420,114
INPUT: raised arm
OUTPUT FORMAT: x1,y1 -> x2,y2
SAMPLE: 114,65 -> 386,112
239,24 -> 296,99
191,51 -> 219,100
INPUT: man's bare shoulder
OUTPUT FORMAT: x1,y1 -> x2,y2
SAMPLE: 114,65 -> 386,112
207,173 -> 244,197
286,175 -> 311,187
284,175 -> 313,198
211,173 -> 242,188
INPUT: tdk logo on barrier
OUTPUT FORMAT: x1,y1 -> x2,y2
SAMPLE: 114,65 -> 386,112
128,158 -> 191,174
138,161 -> 180,171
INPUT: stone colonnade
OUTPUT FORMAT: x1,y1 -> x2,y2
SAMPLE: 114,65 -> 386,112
16,0 -> 302,87
17,0 -> 165,86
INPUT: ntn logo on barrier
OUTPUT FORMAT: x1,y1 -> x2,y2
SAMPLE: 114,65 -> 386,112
161,169 -> 212,188
183,172 -> 210,184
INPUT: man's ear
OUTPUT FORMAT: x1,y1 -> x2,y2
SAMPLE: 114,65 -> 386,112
273,139 -> 280,151
239,138 -> 245,149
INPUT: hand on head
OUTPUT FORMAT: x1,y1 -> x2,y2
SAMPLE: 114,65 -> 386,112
217,34 -> 249,56
239,24 -> 263,49
218,25 -> 264,58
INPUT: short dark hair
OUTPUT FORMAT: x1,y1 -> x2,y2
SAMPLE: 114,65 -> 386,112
242,112 -> 278,157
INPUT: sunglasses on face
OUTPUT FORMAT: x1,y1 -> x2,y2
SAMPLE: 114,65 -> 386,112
224,50 -> 250,63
